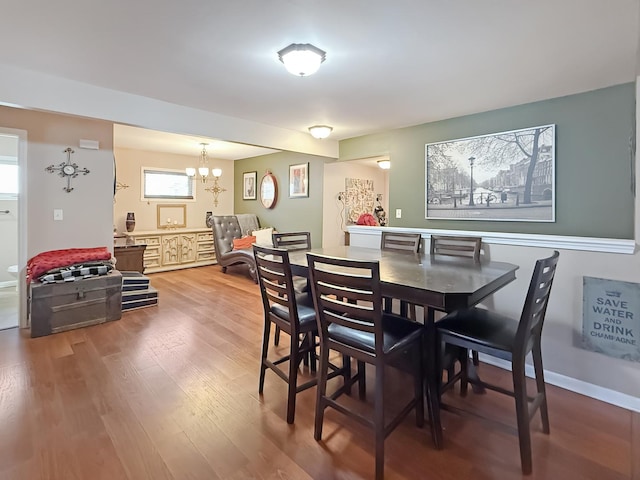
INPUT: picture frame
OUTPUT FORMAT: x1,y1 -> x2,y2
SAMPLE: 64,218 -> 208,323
425,124 -> 555,222
243,171 -> 257,200
289,162 -> 309,198
157,204 -> 187,229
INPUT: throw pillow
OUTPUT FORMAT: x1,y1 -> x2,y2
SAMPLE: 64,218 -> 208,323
232,235 -> 256,250
252,227 -> 274,247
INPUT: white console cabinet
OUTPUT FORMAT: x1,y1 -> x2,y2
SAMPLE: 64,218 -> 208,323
126,228 -> 216,273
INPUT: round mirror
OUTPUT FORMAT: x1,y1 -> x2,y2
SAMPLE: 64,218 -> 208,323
260,172 -> 278,209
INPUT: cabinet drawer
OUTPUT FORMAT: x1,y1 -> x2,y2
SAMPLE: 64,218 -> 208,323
144,245 -> 161,258
198,241 -> 214,251
135,236 -> 161,246
197,232 -> 213,242
197,252 -> 216,261
144,256 -> 161,268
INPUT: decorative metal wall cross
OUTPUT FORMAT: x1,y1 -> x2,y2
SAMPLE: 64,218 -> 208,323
205,177 -> 227,207
45,147 -> 90,193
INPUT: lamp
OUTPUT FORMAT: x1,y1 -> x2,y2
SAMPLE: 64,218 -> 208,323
278,43 -> 326,76
468,156 -> 476,206
186,143 -> 210,183
308,125 -> 333,139
377,160 -> 391,170
205,168 -> 227,207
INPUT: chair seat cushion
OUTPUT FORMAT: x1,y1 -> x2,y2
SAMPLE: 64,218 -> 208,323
270,292 -> 317,331
328,313 -> 423,355
292,276 -> 308,293
437,307 -> 519,353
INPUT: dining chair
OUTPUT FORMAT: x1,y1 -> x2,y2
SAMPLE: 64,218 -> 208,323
436,250 -> 559,475
430,234 -> 482,262
272,231 -> 312,251
254,244 -> 320,424
271,232 -> 312,346
307,253 -> 425,480
380,231 -> 421,254
380,231 -> 422,318
430,234 -> 483,367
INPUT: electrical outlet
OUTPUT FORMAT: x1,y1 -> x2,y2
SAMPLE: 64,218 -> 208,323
395,209 -> 402,218
53,209 -> 63,221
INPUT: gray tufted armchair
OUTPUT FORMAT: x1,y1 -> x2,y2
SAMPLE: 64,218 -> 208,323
211,215 -> 260,282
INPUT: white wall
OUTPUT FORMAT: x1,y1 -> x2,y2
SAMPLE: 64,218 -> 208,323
0,107 -> 115,259
322,161 -> 389,248
114,147 -> 234,233
347,225 -> 640,410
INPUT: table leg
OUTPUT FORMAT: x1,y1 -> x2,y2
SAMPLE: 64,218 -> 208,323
424,307 -> 443,449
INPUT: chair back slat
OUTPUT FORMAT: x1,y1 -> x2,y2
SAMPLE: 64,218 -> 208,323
516,250 -> 560,351
380,232 -> 421,253
254,244 -> 301,332
308,253 -> 384,354
430,235 -> 482,262
272,232 -> 312,251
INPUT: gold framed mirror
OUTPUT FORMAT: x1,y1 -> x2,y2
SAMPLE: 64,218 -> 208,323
157,204 -> 187,229
260,171 -> 278,209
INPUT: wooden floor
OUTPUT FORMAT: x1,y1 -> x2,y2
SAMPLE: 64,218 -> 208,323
0,265 -> 637,480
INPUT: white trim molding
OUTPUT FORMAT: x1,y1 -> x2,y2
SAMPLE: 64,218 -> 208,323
347,225 -> 636,254
481,356 -> 640,413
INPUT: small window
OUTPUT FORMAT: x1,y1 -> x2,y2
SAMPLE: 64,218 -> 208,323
142,168 -> 194,200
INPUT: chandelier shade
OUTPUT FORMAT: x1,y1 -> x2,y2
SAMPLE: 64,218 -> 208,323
186,143 -> 211,183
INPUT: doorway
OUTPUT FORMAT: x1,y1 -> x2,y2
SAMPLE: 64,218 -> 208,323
0,132 -> 19,329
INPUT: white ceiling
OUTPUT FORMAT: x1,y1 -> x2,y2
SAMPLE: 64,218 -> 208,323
113,124 -> 278,159
1,1 -> 639,155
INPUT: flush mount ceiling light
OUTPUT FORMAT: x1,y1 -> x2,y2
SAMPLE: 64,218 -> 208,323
308,125 -> 333,139
278,43 -> 326,76
377,160 -> 391,170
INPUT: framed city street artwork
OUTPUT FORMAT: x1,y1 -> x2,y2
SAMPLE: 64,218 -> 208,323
289,162 -> 309,198
425,124 -> 556,222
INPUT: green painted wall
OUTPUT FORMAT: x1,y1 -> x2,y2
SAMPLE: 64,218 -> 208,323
234,151 -> 328,247
340,83 -> 636,239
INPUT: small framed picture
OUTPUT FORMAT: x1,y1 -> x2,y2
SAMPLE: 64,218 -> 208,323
243,171 -> 257,200
289,162 -> 309,198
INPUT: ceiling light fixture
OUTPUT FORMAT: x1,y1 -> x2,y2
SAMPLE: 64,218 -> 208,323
278,43 -> 326,76
186,143 -> 210,183
308,125 -> 333,139
377,160 -> 391,170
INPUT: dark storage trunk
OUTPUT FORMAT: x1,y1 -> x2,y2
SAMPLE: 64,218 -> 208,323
29,271 -> 122,337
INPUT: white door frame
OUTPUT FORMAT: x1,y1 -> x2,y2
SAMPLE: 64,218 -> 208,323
0,127 -> 28,328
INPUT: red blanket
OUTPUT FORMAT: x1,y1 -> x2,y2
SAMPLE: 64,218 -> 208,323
27,247 -> 112,283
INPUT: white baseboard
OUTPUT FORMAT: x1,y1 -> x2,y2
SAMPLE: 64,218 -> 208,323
0,280 -> 17,289
480,355 -> 640,413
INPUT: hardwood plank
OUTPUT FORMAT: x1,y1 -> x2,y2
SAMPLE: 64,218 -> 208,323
0,265 -> 635,480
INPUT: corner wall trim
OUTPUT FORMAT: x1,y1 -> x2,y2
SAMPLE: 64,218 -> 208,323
346,226 -> 636,254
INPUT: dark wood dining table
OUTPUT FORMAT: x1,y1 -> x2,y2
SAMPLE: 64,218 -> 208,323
286,245 -> 519,448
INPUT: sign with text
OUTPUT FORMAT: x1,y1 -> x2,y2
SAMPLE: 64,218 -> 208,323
582,277 -> 640,362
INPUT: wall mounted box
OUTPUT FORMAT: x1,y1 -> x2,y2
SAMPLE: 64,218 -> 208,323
29,271 -> 122,338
